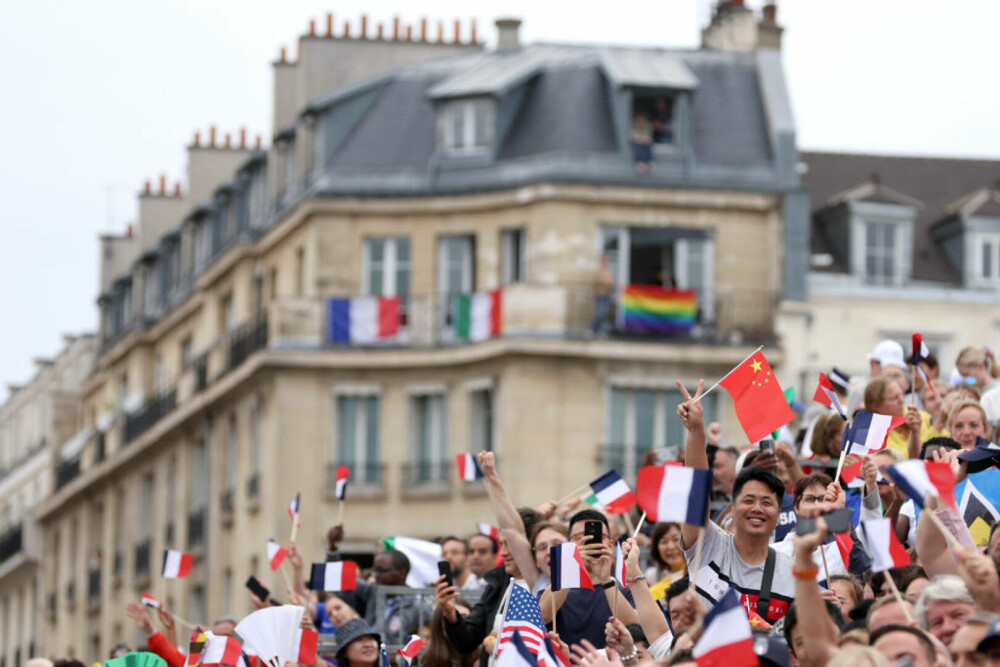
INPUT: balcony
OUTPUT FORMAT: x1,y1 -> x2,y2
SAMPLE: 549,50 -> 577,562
401,460 -> 451,499
225,314 -> 268,374
219,488 -> 235,526
124,389 -> 177,443
134,539 -> 151,579
55,457 -> 81,490
65,580 -> 76,611
246,473 -> 260,511
47,592 -> 57,623
87,567 -> 102,611
326,462 -> 385,501
0,523 -> 23,565
94,432 -> 106,464
164,522 -> 175,546
266,283 -> 777,351
188,508 -> 206,549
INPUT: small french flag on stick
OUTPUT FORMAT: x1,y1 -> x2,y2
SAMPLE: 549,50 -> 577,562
692,589 -> 756,667
336,466 -> 350,501
288,492 -> 301,522
813,373 -> 847,419
478,523 -> 500,542
614,542 -> 630,589
636,463 -> 712,525
912,333 -> 939,398
141,591 -> 162,608
267,539 -> 289,571
397,636 -> 425,666
860,518 -> 911,572
844,410 -> 906,457
162,549 -> 193,578
295,629 -> 320,666
549,543 -> 593,591
884,460 -> 957,509
307,561 -> 358,591
456,453 -> 484,481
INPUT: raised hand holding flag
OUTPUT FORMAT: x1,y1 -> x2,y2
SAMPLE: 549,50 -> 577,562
289,492 -> 301,542
397,636 -> 425,666
813,373 -> 847,419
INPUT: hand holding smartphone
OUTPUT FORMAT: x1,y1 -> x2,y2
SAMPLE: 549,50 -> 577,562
437,560 -> 454,588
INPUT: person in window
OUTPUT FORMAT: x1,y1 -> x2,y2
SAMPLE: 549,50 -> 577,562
591,253 -> 614,335
630,114 -> 654,173
651,99 -> 673,144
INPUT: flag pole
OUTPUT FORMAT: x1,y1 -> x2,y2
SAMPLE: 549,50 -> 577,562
690,346 -> 763,405
834,442 -> 851,483
819,547 -> 830,584
557,484 -> 591,506
280,559 -> 295,598
911,366 -> 917,406
631,511 -> 647,540
885,574 -> 914,623
923,500 -> 958,548
622,512 -> 634,536
337,499 -> 345,527
550,586 -> 557,634
688,527 -> 706,591
290,511 -> 300,544
613,581 -> 619,620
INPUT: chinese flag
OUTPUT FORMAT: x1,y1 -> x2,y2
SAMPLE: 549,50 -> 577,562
718,350 -> 794,443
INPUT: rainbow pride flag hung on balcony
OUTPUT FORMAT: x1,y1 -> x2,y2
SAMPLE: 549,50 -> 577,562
326,296 -> 400,344
621,285 -> 697,335
456,290 -> 502,342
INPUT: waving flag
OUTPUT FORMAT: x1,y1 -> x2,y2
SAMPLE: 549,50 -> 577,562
959,479 -> 1000,546
583,471 -> 636,514
718,350 -> 794,443
288,492 -> 301,522
268,539 -> 289,571
614,542 -> 629,589
397,636 -> 425,666
478,523 -> 500,542
296,629 -> 319,666
636,463 -> 712,525
456,454 -> 484,481
188,630 -> 208,666
456,290 -> 503,342
496,631 -> 538,667
884,460 -> 956,509
692,589 -> 756,667
307,561 -> 358,591
141,591 -> 162,609
162,550 -> 193,578
912,334 -> 939,398
198,633 -> 243,667
860,518 -> 910,572
538,636 -> 572,667
382,536 -> 443,587
813,373 -> 847,419
549,543 -> 593,591
335,466 -> 350,500
327,296 -> 401,344
844,410 -> 906,457
498,582 -> 547,654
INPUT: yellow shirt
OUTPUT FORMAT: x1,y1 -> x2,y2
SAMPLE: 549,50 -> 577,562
885,411 -> 938,458
648,570 -> 685,600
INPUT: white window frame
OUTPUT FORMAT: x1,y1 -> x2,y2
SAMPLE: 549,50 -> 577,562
409,393 -> 448,484
362,237 -> 411,299
467,379 -> 496,454
849,202 -> 914,287
249,395 -> 261,475
971,232 -> 1000,288
441,99 -> 495,155
332,384 -> 381,484
502,229 -> 527,285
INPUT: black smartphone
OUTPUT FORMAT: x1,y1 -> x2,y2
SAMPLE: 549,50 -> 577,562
584,520 -> 603,546
822,508 -> 852,534
246,575 -> 270,602
437,560 -> 454,587
758,439 -> 774,453
795,517 -> 816,536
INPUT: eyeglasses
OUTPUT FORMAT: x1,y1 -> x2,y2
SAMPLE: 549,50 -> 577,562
533,541 -> 565,553
800,495 -> 826,504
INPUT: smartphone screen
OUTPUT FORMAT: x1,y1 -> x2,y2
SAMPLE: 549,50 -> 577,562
437,560 -> 454,587
584,520 -> 603,546
245,575 -> 270,601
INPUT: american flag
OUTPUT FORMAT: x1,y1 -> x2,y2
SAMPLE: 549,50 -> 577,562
498,584 -> 547,654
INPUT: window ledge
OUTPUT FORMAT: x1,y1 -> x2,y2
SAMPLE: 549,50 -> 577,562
461,484 -> 488,499
401,483 -> 451,500
325,484 -> 387,502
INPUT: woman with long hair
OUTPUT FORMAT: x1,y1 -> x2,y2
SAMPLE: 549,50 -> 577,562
644,522 -> 686,601
955,347 -> 1000,391
422,597 -> 480,667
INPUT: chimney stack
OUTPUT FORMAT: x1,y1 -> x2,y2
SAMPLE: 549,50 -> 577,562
159,174 -> 166,195
127,223 -> 134,237
420,18 -> 427,41
224,132 -> 231,148
279,46 -> 287,63
393,16 -> 400,40
308,19 -> 316,36
327,12 -> 333,36
361,14 -> 368,38
406,25 -> 413,41
255,134 -> 262,149
471,19 -> 478,43
174,182 -> 182,197
495,18 -> 522,50
762,3 -> 777,22
377,23 -> 384,39
454,19 -> 461,43
144,180 -> 152,196
702,0 -> 777,52
209,126 -> 217,147
240,127 -> 247,149
194,131 -> 201,147
343,21 -> 351,38
437,21 -> 444,43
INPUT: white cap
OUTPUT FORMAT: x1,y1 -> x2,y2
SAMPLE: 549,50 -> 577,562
868,339 -> 907,371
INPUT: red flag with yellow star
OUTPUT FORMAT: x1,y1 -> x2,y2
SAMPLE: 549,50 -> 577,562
718,350 -> 794,443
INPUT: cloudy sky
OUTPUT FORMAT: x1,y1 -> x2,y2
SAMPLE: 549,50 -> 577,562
1,0 -> 998,397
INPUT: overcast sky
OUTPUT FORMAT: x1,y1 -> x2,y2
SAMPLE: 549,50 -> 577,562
1,0 -> 998,399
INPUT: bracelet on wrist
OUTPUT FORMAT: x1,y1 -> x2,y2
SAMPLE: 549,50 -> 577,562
792,564 -> 819,580
599,580 -> 616,590
628,574 -> 646,586
620,649 -> 638,665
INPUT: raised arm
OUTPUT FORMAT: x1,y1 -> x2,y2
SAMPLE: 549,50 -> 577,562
478,451 -> 541,587
621,538 -> 670,645
677,379 -> 707,549
792,504 -> 841,666
915,496 -> 959,577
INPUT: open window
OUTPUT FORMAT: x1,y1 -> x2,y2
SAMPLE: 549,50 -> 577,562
632,93 -> 676,147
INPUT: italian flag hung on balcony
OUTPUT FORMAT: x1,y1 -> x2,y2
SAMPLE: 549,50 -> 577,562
326,296 -> 401,344
455,290 -> 502,342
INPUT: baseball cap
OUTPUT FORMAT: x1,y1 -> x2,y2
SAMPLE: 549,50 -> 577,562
753,634 -> 791,667
868,340 -> 907,371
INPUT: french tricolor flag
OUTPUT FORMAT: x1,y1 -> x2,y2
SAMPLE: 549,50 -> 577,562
692,589 -> 756,667
845,410 -> 906,457
295,629 -> 320,666
397,636 -> 425,666
813,373 -> 847,419
307,561 -> 358,591
141,591 -> 162,609
636,463 -> 712,525
267,539 -> 289,571
456,454 -> 484,481
860,518 -> 911,572
327,297 -> 401,344
614,542 -> 629,589
162,549 -> 193,578
884,460 -> 956,509
199,632 -> 243,667
335,465 -> 350,501
912,334 -> 939,398
549,543 -> 594,591
478,523 -> 500,542
288,492 -> 301,522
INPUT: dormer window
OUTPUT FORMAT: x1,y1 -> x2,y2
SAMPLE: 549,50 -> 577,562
441,99 -> 494,155
971,232 -> 1000,287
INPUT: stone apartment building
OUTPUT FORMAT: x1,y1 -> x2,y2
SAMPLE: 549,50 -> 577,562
0,335 -> 95,666
34,2 -> 807,657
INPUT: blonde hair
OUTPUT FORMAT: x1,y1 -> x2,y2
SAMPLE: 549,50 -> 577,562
947,399 -> 993,439
827,646 -> 890,667
810,413 -> 846,458
956,346 -> 1000,379
864,377 -> 895,413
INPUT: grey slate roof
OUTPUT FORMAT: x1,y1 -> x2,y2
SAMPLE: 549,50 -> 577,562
801,151 -> 1000,283
312,43 -> 797,196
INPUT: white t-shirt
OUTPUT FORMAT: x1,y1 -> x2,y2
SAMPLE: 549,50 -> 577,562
683,523 -> 796,622
899,500 -> 918,547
